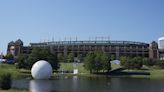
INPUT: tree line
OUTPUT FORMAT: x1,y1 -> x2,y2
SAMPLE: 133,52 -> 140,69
15,48 -> 114,73
15,47 -> 59,70
83,51 -> 115,73
8,47 -> 164,73
120,56 -> 164,69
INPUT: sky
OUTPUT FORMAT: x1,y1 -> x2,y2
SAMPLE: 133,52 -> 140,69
0,0 -> 164,54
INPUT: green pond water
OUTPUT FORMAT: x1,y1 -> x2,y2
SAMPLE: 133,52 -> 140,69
12,76 -> 164,92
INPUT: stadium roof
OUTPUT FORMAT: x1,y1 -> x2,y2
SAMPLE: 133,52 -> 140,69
30,40 -> 149,46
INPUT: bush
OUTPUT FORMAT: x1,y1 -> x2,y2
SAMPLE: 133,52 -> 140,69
156,60 -> 164,68
143,58 -> 156,66
0,73 -> 12,90
120,56 -> 143,70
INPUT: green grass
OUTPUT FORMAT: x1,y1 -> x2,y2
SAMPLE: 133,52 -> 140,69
0,64 -> 19,78
141,66 -> 164,79
0,64 -> 30,92
59,63 -> 89,73
111,64 -> 121,70
115,65 -> 164,79
150,69 -> 164,79
1,63 -> 164,80
0,89 -> 28,92
59,63 -> 121,74
0,64 -> 30,79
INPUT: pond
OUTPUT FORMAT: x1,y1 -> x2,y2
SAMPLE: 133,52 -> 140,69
12,76 -> 164,92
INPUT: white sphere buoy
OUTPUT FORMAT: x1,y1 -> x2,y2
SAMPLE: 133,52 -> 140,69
31,60 -> 53,79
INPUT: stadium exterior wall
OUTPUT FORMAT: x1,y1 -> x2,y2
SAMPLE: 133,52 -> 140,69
7,39 -> 159,59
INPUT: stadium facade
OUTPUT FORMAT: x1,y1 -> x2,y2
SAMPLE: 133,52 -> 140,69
7,39 -> 160,59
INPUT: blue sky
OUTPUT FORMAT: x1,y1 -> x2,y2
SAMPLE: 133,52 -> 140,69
0,0 -> 164,54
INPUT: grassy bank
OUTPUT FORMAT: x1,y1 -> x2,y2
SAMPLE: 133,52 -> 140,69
1,63 -> 164,80
0,64 -> 30,79
127,69 -> 164,79
0,64 -> 30,92
0,89 -> 28,92
150,69 -> 164,79
59,63 -> 121,73
58,63 -> 164,79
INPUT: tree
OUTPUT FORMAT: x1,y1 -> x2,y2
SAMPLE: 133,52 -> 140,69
156,60 -> 164,68
15,54 -> 28,69
27,47 -> 45,68
94,51 -> 103,72
101,53 -> 111,73
84,52 -> 95,73
84,51 -> 112,73
57,53 -> 66,62
143,58 -> 156,66
67,53 -> 74,62
28,47 -> 59,70
120,56 -> 129,68
120,56 -> 143,70
110,54 -> 116,61
4,53 -> 14,64
5,53 -> 14,59
121,56 -> 133,69
131,57 -> 143,70
47,52 -> 59,70
77,54 -> 83,62
142,58 -> 149,66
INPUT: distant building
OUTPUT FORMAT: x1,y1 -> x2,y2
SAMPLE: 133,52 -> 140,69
7,39 -> 32,57
7,39 -> 159,59
158,37 -> 164,60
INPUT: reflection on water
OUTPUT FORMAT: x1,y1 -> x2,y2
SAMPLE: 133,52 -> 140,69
29,80 -> 52,92
72,76 -> 78,92
12,76 -> 164,92
29,76 -> 78,92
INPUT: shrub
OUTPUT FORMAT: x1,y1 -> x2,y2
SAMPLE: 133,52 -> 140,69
156,60 -> 164,69
143,58 -> 156,66
120,56 -> 143,70
0,73 -> 12,90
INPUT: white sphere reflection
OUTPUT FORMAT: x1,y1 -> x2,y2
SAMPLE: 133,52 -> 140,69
31,60 -> 53,79
29,80 -> 52,92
